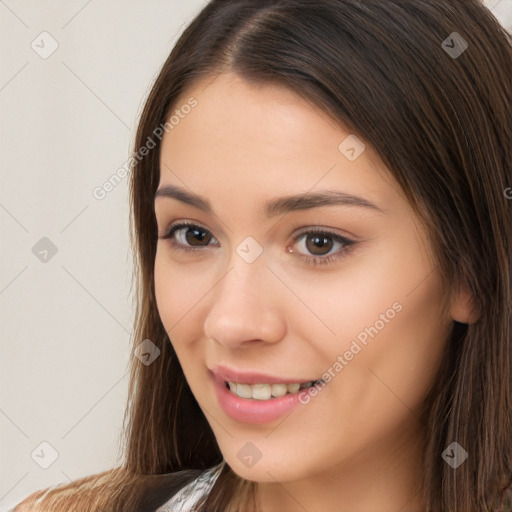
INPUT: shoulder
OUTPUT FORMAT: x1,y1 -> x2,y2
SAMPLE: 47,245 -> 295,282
154,461 -> 225,512
7,464 -> 225,512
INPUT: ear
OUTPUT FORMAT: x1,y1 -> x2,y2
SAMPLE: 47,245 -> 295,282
449,282 -> 480,324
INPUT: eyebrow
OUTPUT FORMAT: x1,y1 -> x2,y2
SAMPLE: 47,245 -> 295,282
154,184 -> 385,216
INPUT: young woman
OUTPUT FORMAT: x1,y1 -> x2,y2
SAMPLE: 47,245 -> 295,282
12,0 -> 512,511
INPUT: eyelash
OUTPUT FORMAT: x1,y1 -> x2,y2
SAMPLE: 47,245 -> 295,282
159,221 -> 356,267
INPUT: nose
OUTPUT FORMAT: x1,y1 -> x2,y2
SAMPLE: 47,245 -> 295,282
203,251 -> 286,349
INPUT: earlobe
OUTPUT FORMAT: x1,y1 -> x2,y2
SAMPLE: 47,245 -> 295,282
449,283 -> 480,324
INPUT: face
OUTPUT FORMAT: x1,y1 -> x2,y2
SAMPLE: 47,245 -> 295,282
153,72 -> 456,486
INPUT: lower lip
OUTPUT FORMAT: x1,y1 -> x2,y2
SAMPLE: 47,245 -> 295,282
211,373 -> 307,425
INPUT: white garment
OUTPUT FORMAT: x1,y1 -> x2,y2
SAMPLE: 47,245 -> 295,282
155,462 -> 225,511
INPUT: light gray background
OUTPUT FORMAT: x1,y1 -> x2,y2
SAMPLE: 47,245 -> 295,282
1,1 -> 510,509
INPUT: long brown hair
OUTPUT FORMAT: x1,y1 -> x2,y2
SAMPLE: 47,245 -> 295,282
15,1 -> 511,511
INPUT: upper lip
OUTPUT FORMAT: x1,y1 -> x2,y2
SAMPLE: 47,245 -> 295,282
210,364 -> 320,385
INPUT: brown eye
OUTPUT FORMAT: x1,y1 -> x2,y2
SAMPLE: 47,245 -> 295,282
183,226 -> 212,246
290,228 -> 356,267
160,222 -> 219,250
304,233 -> 334,256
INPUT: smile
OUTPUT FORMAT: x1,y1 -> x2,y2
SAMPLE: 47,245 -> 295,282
210,365 -> 326,423
225,380 -> 322,400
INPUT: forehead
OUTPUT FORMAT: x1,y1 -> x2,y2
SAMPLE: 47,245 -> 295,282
158,72 -> 398,212
164,72 -> 342,154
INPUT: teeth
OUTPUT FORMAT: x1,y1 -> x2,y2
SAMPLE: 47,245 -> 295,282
287,383 -> 300,394
251,384 -> 271,400
226,380 -> 320,400
236,383 -> 253,399
271,383 -> 287,397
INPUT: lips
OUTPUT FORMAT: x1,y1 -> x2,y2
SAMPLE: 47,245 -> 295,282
209,365 -> 325,423
210,364 -> 321,385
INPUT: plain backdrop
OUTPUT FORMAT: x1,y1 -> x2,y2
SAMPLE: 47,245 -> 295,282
1,1 -> 510,509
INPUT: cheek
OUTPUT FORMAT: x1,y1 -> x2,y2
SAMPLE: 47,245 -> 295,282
363,276 -> 451,407
278,233 -> 440,355
154,252 -> 212,393
321,256 -> 450,434
287,229 -> 450,416
154,250 -> 213,327
153,251 -> 207,360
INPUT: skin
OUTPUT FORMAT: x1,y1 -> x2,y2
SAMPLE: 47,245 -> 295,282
153,72 -> 474,512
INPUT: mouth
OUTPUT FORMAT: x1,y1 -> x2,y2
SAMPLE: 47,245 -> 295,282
210,366 -> 326,424
224,380 -> 324,400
